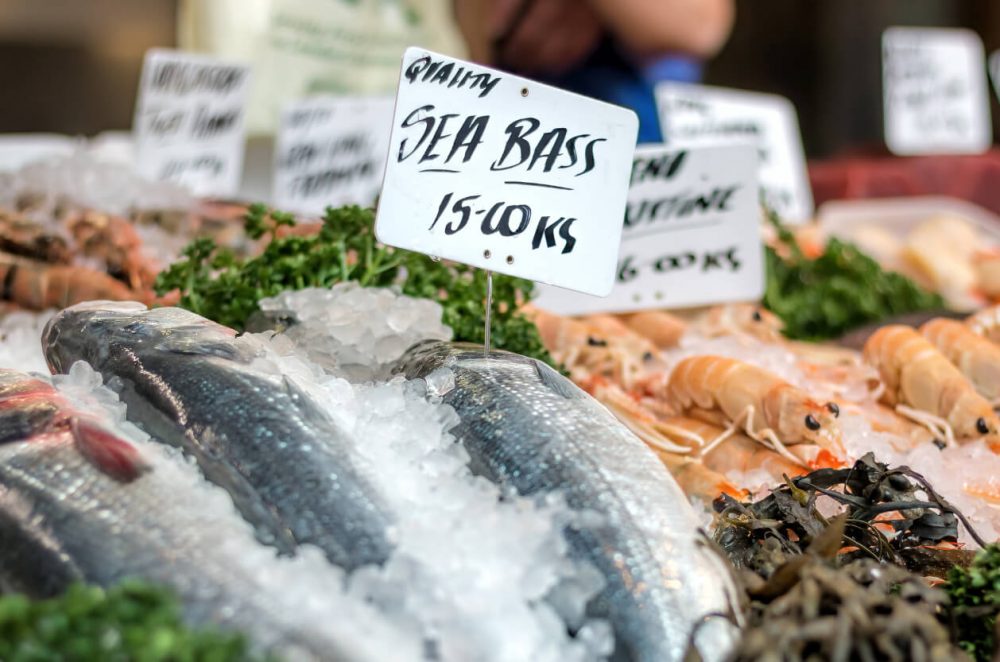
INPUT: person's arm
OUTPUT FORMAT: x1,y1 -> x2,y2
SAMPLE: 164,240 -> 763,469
587,0 -> 735,58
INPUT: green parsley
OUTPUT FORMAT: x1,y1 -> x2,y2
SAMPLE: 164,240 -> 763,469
0,581 -> 264,661
155,204 -> 555,367
947,544 -> 1000,660
762,211 -> 944,341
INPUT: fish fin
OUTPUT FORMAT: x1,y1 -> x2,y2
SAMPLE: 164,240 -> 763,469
533,360 -> 585,400
71,418 -> 149,483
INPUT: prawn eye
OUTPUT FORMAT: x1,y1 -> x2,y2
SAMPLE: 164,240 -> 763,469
805,414 -> 821,431
752,309 -> 763,322
977,417 -> 990,435
587,336 -> 608,347
826,402 -> 840,417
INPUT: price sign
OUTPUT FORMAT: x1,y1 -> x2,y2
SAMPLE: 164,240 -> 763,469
654,82 -> 812,223
273,96 -> 394,214
134,49 -> 252,196
533,144 -> 763,315
882,27 -> 992,155
375,48 -> 638,296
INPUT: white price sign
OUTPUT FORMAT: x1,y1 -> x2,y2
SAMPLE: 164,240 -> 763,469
134,49 -> 252,196
654,83 -> 812,223
273,96 -> 394,214
534,144 -> 763,315
882,27 -> 992,155
376,48 -> 638,296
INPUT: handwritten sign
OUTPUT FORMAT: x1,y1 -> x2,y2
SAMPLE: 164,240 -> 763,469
273,96 -> 394,214
882,27 -> 991,155
654,82 -> 812,223
533,144 -> 762,315
375,48 -> 638,296
134,49 -> 252,196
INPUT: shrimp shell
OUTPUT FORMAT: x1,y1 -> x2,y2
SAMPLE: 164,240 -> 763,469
921,318 -> 1000,402
619,311 -> 687,349
654,355 -> 840,451
863,325 -> 1000,447
967,303 -> 1000,344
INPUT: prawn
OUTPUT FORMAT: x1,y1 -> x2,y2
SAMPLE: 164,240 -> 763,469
64,210 -> 158,291
581,314 -> 661,386
0,255 -> 139,310
647,355 -> 843,467
618,310 -> 687,349
967,303 -> 1000,344
863,325 -> 1000,449
578,374 -> 699,454
649,449 -> 743,501
692,303 -> 784,342
660,416 -> 841,483
921,318 -> 1000,404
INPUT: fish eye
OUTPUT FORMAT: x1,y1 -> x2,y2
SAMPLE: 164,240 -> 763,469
805,414 -> 821,431
977,417 -> 990,435
826,402 -> 840,417
752,309 -> 763,322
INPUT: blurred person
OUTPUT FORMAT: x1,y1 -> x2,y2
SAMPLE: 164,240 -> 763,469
454,0 -> 734,142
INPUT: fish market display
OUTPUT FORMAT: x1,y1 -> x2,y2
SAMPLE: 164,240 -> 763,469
396,341 -> 741,662
42,301 -> 393,570
530,300 -> 1000,546
0,363 -> 420,661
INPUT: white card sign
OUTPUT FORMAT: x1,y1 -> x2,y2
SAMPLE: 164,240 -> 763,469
273,96 -> 394,214
375,48 -> 638,296
654,83 -> 813,224
986,50 -> 1000,105
882,27 -> 992,155
134,49 -> 252,196
533,144 -> 763,315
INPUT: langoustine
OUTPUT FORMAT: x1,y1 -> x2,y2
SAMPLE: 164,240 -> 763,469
863,324 -> 1000,449
0,254 -> 141,310
921,317 -> 1000,403
645,355 -> 843,466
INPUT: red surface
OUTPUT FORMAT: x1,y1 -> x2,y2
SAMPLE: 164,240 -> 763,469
809,150 -> 1000,215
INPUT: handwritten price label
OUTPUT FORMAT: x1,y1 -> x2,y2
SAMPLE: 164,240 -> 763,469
533,144 -> 763,315
273,96 -> 394,214
654,82 -> 812,224
375,48 -> 638,296
134,49 -> 252,196
883,27 -> 992,155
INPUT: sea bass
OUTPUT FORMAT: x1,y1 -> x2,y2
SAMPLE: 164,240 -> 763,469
42,301 -> 392,570
0,367 -> 420,661
396,342 -> 741,662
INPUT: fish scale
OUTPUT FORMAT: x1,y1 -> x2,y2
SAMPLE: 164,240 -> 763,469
42,302 -> 393,571
396,341 -> 740,662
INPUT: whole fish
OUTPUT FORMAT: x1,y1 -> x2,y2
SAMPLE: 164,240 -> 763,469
0,368 -> 419,661
396,342 -> 741,662
42,301 -> 392,570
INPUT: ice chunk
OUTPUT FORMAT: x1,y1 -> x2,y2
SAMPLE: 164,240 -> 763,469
0,309 -> 54,373
258,283 -> 452,382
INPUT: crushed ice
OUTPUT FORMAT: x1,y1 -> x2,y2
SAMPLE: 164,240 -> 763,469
253,285 -> 611,661
259,283 -> 452,382
0,309 -> 53,374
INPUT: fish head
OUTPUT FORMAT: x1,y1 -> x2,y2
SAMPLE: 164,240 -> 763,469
44,302 -> 242,374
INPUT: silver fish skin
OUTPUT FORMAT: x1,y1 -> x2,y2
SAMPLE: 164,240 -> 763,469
396,342 -> 741,662
0,370 -> 419,661
42,301 -> 392,571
